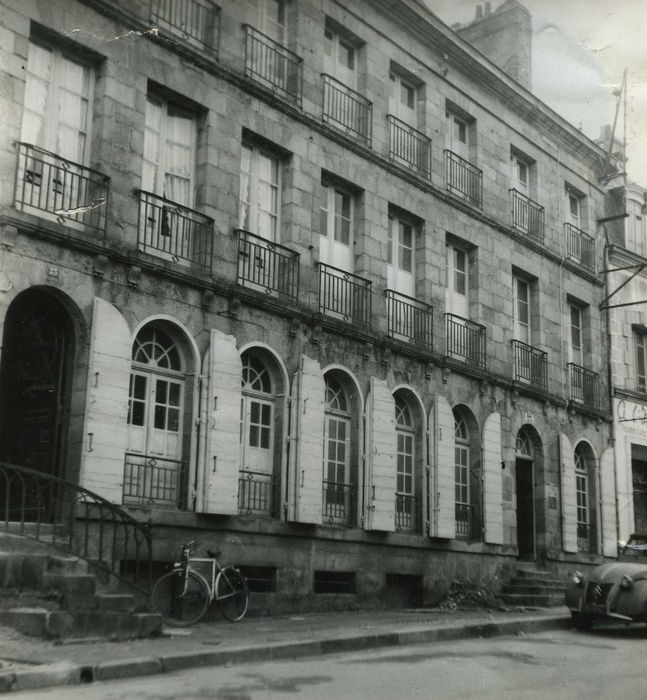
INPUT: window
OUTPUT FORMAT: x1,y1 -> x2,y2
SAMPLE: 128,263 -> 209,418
513,276 -> 531,345
125,324 -> 187,507
574,444 -> 595,553
324,28 -> 355,79
510,152 -> 533,195
258,0 -> 286,42
568,192 -> 581,228
395,396 -> 417,531
454,415 -> 470,537
635,329 -> 647,392
21,40 -> 93,163
387,214 -> 415,297
446,243 -> 468,318
239,143 -> 281,241
389,71 -> 416,124
143,95 -> 196,208
323,375 -> 352,525
239,352 -> 276,518
319,183 -> 353,271
570,304 -> 583,366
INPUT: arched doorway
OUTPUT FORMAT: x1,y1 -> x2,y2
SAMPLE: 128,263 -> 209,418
0,289 -> 74,480
515,429 -> 535,559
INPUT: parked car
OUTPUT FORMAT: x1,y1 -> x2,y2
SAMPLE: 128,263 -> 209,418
565,533 -> 647,630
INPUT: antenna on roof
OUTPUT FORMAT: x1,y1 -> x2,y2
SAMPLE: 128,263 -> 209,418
602,69 -> 627,181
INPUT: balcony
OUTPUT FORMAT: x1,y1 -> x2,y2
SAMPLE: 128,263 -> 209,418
511,340 -> 548,390
122,453 -> 185,509
236,229 -> 299,301
136,190 -> 213,271
455,503 -> 476,538
564,223 -> 595,272
322,74 -> 372,146
577,522 -> 593,553
510,189 -> 545,243
238,470 -> 275,518
323,480 -> 354,526
14,142 -> 110,235
387,115 -> 431,178
445,314 -> 486,371
568,363 -> 600,409
385,289 -> 433,350
244,25 -> 303,105
444,150 -> 482,208
395,493 -> 420,533
150,0 -> 219,54
318,263 -> 371,328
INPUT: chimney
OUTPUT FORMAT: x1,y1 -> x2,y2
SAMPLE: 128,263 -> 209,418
458,0 -> 532,90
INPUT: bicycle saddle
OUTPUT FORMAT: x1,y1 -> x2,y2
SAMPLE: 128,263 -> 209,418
206,549 -> 221,559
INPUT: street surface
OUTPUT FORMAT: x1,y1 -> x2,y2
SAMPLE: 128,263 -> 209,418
12,626 -> 647,700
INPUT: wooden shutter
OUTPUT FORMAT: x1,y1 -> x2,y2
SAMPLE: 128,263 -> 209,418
198,329 -> 241,515
600,447 -> 618,558
433,395 -> 455,538
287,355 -> 324,523
79,297 -> 131,502
559,433 -> 578,553
365,378 -> 396,531
482,412 -> 504,544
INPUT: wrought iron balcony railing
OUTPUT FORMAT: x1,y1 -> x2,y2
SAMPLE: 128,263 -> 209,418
238,469 -> 275,518
395,492 -> 420,533
568,363 -> 600,409
318,263 -> 371,328
14,142 -> 110,235
323,480 -> 354,526
510,188 -> 545,243
122,453 -> 186,509
511,340 -> 548,390
385,289 -> 433,350
150,0 -> 220,54
455,502 -> 475,538
244,25 -> 303,105
322,74 -> 372,146
564,223 -> 595,272
577,522 -> 593,553
444,149 -> 483,208
387,115 -> 431,178
136,190 -> 213,271
445,313 -> 486,371
236,229 -> 299,301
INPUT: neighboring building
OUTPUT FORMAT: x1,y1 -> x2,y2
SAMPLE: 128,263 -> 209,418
600,125 -> 647,543
0,0 -> 616,612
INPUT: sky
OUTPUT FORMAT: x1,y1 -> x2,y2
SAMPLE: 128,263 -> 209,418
425,0 -> 647,185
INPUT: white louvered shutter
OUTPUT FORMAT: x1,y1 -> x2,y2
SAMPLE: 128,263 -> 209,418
482,412 -> 504,544
198,329 -> 241,515
600,447 -> 618,558
560,433 -> 578,553
79,297 -> 131,502
288,355 -> 324,523
433,395 -> 455,538
365,377 -> 396,531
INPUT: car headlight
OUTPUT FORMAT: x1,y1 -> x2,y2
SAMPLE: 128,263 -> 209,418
620,574 -> 634,590
571,571 -> 584,586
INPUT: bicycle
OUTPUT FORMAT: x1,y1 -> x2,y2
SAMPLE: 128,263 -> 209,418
151,540 -> 249,626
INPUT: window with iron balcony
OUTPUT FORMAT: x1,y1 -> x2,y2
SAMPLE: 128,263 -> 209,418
564,186 -> 595,272
16,37 -> 110,236
445,108 -> 481,207
509,149 -> 544,243
150,0 -> 220,56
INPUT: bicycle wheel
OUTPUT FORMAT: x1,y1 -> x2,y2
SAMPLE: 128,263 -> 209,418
215,566 -> 249,622
151,569 -> 210,626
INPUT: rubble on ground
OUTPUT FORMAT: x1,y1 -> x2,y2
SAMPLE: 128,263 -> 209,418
438,579 -> 508,611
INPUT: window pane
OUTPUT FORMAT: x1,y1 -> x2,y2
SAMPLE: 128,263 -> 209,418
154,405 -> 166,429
249,425 -> 259,447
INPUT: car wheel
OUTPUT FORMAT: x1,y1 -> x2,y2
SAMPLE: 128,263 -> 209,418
571,612 -> 593,631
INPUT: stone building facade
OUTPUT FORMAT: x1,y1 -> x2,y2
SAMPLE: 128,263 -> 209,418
0,0 -> 616,612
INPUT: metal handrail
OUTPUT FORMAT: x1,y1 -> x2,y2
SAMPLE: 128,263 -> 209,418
318,262 -> 372,327
445,313 -> 486,370
511,339 -> 548,389
444,149 -> 483,207
322,74 -> 372,146
238,469 -> 276,517
385,289 -> 433,350
149,0 -> 220,54
568,362 -> 600,409
0,461 -> 152,593
395,492 -> 420,532
564,223 -> 595,272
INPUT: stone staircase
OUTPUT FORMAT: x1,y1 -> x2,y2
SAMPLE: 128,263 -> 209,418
0,531 -> 161,640
501,568 -> 566,607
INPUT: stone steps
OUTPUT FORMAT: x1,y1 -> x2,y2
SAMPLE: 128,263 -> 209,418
0,532 -> 160,640
501,568 -> 566,607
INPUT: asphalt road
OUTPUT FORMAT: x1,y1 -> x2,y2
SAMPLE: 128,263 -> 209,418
13,626 -> 647,700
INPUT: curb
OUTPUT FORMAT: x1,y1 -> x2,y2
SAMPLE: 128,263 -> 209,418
0,614 -> 570,693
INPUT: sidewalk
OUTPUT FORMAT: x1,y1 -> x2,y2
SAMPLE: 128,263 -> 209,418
0,605 -> 571,693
